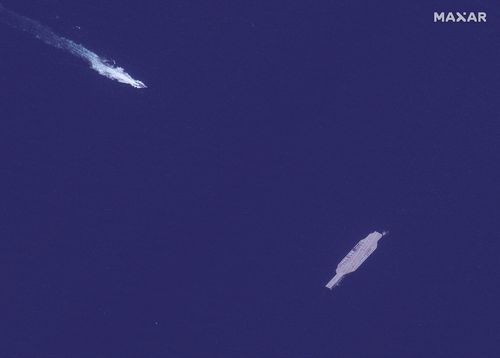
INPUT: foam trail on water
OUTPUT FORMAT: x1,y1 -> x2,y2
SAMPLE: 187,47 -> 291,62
0,4 -> 146,88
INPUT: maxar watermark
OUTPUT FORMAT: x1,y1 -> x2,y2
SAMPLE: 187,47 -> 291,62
434,12 -> 486,23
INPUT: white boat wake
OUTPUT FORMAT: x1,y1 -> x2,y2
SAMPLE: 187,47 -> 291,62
0,3 -> 146,88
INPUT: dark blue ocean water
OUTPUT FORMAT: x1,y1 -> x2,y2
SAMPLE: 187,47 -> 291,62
2,0 -> 500,357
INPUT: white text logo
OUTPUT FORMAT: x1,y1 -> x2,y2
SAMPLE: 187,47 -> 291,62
434,12 -> 486,23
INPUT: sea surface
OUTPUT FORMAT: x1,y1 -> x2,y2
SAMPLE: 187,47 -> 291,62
2,0 -> 500,356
